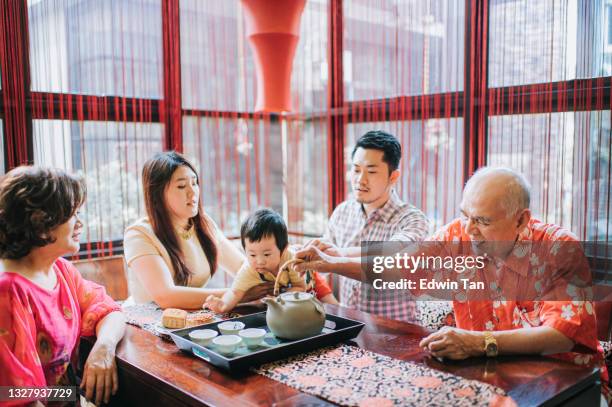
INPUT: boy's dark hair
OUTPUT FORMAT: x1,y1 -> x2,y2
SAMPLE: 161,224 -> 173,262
351,130 -> 401,173
241,208 -> 288,252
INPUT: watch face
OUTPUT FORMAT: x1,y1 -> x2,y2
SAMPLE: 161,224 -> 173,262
486,343 -> 498,357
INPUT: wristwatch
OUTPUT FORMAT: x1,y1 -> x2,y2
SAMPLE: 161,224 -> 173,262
483,331 -> 498,357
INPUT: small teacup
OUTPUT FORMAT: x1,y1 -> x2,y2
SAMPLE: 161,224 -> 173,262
188,329 -> 218,346
217,321 -> 245,335
239,328 -> 267,349
212,335 -> 242,355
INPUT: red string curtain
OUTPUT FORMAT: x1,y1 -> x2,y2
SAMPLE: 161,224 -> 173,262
24,0 -> 330,259
0,0 -> 30,169
286,0 -> 330,237
487,0 -> 611,245
11,0 -> 610,262
27,0 -> 163,254
29,0 -> 162,98
180,0 -> 329,239
32,120 -> 163,252
342,0 -> 465,230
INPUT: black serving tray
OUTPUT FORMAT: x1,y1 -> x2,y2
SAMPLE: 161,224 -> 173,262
168,311 -> 365,373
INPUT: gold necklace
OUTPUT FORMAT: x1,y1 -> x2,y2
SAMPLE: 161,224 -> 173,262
177,226 -> 194,240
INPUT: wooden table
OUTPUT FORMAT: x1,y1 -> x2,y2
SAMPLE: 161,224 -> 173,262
81,305 -> 602,406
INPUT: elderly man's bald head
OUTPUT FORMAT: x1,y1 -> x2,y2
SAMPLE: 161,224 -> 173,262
463,167 -> 531,217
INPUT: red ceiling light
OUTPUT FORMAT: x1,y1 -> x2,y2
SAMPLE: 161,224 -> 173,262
241,0 -> 306,113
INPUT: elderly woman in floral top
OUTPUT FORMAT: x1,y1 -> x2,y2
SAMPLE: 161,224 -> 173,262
0,166 -> 125,406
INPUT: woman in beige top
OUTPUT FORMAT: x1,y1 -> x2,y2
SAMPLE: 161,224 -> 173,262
124,151 -> 257,309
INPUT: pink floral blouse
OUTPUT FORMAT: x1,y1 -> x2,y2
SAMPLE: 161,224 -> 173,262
0,257 -> 120,395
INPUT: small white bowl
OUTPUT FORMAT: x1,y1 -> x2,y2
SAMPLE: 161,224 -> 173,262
188,329 -> 218,345
217,321 -> 245,335
212,335 -> 242,354
239,328 -> 267,348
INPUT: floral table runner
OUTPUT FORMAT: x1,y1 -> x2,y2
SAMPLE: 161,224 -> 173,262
255,344 -> 516,407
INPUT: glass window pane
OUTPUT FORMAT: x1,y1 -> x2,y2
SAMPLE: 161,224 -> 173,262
346,119 -> 464,230
488,111 -> 611,242
182,116 -> 283,235
180,0 -> 328,113
285,119 -> 329,235
290,0 -> 329,113
182,116 -> 329,236
343,0 -> 465,100
180,1 -> 253,111
28,0 -> 163,98
33,120 -> 164,243
489,0 -> 611,87
608,4 -> 612,46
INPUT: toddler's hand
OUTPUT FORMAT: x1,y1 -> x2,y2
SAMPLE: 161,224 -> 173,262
204,295 -> 225,313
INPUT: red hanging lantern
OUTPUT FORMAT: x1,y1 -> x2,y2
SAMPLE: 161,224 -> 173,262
241,0 -> 306,113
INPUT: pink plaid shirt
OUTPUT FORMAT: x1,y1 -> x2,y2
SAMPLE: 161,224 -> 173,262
324,190 -> 430,321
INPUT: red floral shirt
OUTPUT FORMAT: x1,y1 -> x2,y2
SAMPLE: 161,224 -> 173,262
431,218 -> 608,383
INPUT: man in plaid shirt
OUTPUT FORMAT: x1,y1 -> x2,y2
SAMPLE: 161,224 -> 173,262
296,131 -> 430,321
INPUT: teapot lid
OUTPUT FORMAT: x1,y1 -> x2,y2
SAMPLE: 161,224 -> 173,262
279,292 -> 314,302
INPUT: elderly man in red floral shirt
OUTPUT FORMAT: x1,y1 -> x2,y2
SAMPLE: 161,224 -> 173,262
298,166 -> 608,403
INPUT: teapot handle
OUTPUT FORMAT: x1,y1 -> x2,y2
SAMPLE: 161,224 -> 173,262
311,296 -> 325,315
275,258 -> 304,296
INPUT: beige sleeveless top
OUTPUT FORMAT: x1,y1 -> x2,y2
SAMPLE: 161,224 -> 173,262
123,216 -> 244,303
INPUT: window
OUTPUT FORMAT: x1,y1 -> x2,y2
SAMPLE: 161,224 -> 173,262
180,1 -> 254,111
343,0 -> 465,100
606,1 -> 612,74
488,111 -> 611,241
290,0 -> 329,113
182,116 -> 283,235
28,0 -> 163,98
285,118 -> 329,235
33,120 -> 164,242
607,3 -> 612,47
489,0 -> 610,86
180,0 -> 328,113
182,116 -> 328,237
2,0 -> 605,260
346,119 -> 464,231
